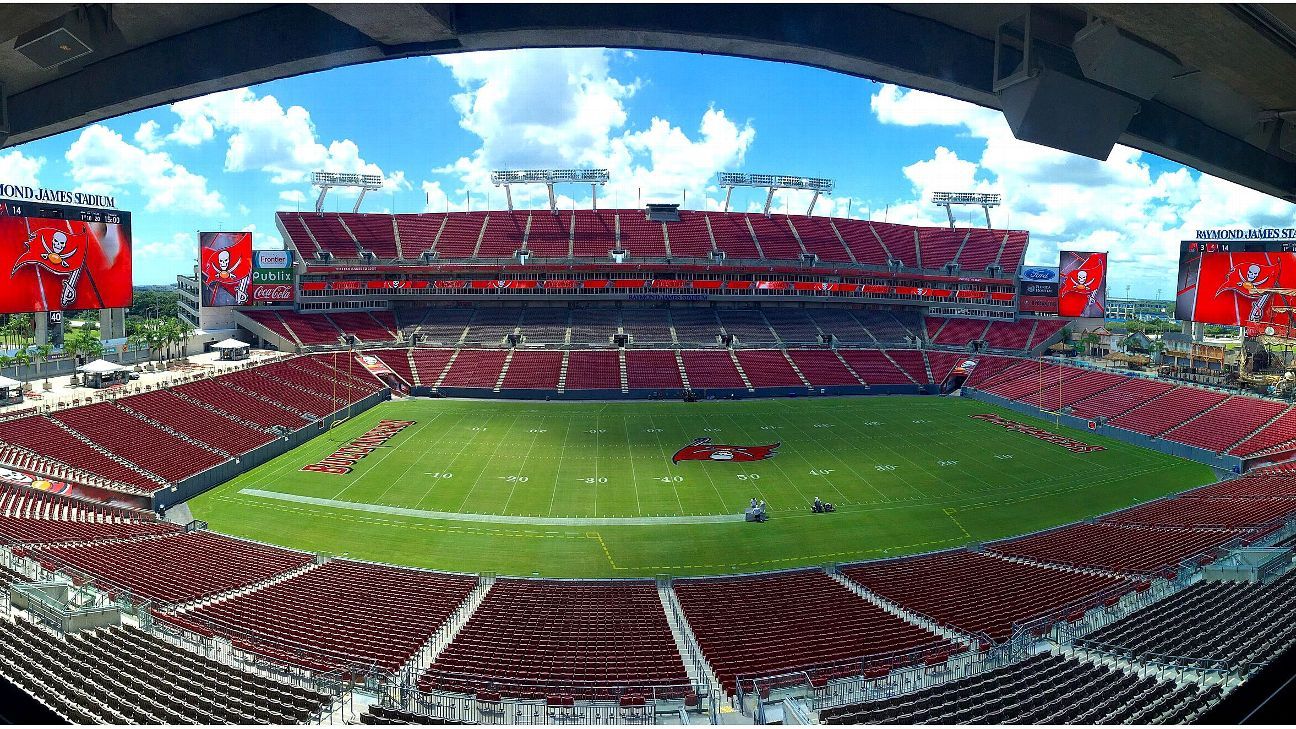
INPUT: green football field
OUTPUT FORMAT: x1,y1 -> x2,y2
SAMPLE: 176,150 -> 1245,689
188,396 -> 1217,578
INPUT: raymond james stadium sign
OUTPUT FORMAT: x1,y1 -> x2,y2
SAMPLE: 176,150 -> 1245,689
1196,228 -> 1296,240
0,184 -> 116,209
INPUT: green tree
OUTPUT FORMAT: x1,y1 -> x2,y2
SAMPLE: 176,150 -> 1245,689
1079,331 -> 1101,357
0,354 -> 12,376
32,343 -> 54,386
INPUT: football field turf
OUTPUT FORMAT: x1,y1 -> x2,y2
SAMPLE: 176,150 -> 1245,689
188,396 -> 1217,578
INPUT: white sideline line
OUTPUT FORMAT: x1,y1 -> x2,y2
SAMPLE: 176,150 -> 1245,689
237,488 -> 746,526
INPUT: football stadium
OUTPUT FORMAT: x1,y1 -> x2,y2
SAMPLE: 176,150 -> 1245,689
3,3 -> 1296,726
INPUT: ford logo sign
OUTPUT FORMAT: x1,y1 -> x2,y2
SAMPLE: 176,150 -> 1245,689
1021,268 -> 1054,281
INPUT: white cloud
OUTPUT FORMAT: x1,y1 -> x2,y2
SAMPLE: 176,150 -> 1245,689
165,88 -> 408,192
868,83 -> 1296,297
0,150 -> 43,187
134,120 -> 163,151
136,232 -> 194,260
242,222 -> 284,250
65,125 -> 224,215
279,190 -> 306,204
432,49 -> 754,211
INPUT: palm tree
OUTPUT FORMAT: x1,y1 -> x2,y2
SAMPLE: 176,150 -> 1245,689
33,343 -> 54,388
1079,331 -> 1101,358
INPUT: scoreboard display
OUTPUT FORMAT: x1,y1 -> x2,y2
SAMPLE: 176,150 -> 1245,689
0,199 -> 133,315
1175,239 -> 1296,337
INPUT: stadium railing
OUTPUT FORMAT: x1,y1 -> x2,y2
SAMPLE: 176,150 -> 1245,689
381,676 -> 715,725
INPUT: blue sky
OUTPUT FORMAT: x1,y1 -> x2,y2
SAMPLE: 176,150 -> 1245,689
1,48 -> 1293,296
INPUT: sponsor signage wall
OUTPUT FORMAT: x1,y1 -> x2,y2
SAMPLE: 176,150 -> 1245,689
1017,266 -> 1059,297
1057,251 -> 1107,318
1175,240 -> 1296,336
199,232 -> 253,307
0,198 -> 132,314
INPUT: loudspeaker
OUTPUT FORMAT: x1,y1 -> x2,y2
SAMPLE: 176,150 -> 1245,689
1072,20 -> 1179,100
997,65 -> 1140,160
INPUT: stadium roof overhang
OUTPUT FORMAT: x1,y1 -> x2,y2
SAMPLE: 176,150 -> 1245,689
4,4 -> 1296,201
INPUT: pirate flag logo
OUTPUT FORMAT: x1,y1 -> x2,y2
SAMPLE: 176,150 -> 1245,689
200,234 -> 251,306
1213,260 -> 1296,323
1059,253 -> 1107,317
672,437 -> 780,463
11,224 -> 91,309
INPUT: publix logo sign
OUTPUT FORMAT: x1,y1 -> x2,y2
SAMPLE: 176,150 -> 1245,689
252,268 -> 294,284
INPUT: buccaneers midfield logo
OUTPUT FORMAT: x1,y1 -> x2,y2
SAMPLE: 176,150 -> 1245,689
672,437 -> 780,463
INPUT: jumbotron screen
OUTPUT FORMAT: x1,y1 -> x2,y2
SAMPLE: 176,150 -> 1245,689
0,199 -> 132,314
1057,251 -> 1107,318
1176,241 -> 1296,337
199,231 -> 253,307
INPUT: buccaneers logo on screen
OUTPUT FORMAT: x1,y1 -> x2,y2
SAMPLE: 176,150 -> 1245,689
11,225 -> 92,309
1214,260 -> 1296,323
1058,252 -> 1107,317
672,437 -> 780,463
200,233 -> 251,306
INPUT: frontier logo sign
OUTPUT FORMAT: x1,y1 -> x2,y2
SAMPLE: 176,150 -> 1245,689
301,420 -> 416,474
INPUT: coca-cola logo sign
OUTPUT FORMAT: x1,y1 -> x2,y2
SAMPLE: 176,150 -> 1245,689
251,284 -> 294,302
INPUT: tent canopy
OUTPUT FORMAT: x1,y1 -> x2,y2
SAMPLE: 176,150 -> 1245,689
77,359 -> 126,374
0,375 -> 20,388
212,338 -> 250,350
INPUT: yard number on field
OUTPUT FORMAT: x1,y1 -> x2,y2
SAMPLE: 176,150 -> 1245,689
499,476 -> 529,483
809,469 -> 834,476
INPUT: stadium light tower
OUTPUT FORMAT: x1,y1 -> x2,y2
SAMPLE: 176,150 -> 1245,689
312,171 -> 385,213
490,168 -> 610,214
931,191 -> 1002,229
716,172 -> 835,216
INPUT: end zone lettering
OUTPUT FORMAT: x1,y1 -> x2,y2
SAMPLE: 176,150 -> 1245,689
969,413 -> 1106,454
301,420 -> 416,474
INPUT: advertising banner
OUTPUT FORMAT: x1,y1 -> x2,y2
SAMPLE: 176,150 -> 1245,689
0,200 -> 132,314
249,284 -> 295,303
1057,251 -> 1107,318
254,250 -> 293,268
1176,243 -> 1296,334
1018,266 -> 1060,297
252,268 -> 294,284
199,232 -> 252,307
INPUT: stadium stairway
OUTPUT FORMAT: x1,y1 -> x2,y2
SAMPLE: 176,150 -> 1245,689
172,558 -> 323,614
827,569 -> 980,649
727,350 -> 756,393
832,350 -> 868,386
114,402 -> 235,460
657,581 -> 720,699
397,574 -> 496,686
45,415 -> 169,489
780,350 -> 814,389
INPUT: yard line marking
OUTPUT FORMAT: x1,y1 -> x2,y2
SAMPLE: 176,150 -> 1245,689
237,489 -> 746,526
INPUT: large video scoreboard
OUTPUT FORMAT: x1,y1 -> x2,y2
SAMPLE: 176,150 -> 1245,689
0,198 -> 133,315
1176,239 -> 1296,337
